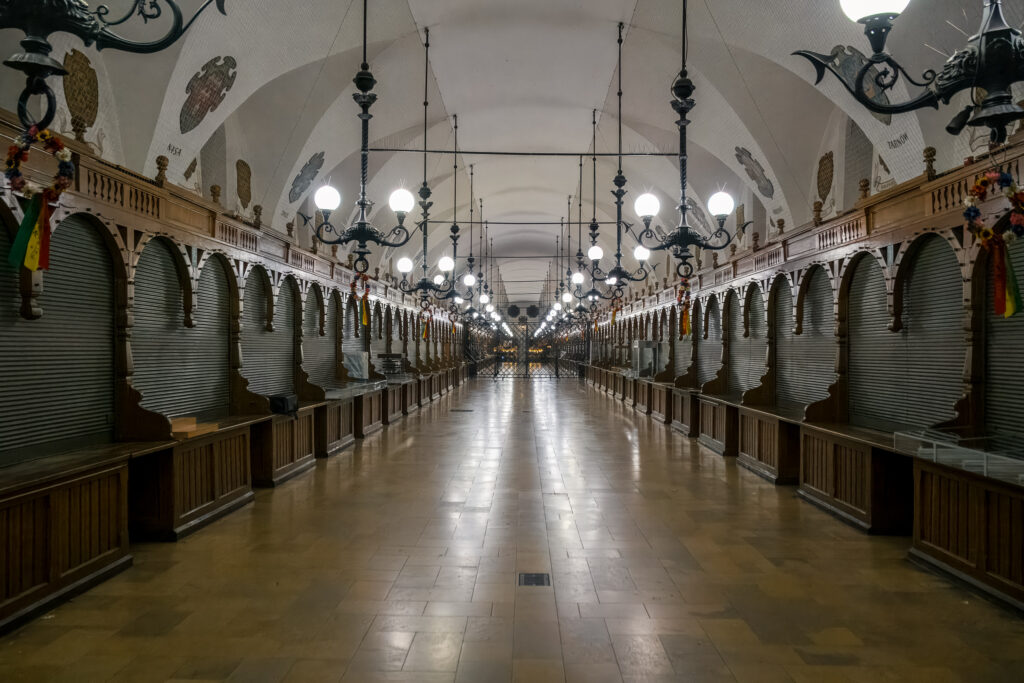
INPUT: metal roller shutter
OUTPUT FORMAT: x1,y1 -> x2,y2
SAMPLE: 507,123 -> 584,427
773,280 -> 797,405
132,239 -> 229,418
847,256 -> 901,430
697,297 -> 723,386
900,235 -> 964,428
727,289 -> 767,395
303,288 -> 339,388
240,269 -> 294,396
985,239 -> 1024,438
342,298 -> 363,355
777,268 -> 836,406
0,216 -> 114,464
674,336 -> 692,375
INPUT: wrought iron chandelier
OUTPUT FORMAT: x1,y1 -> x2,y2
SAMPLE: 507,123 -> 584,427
396,43 -> 458,307
795,0 -> 1024,145
1,0 -> 227,130
308,0 -> 413,273
635,0 -> 748,279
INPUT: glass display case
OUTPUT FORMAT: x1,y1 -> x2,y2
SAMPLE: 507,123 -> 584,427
894,429 -> 1024,487
630,340 -> 660,378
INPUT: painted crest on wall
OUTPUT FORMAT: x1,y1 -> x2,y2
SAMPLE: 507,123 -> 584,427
289,151 -> 325,203
184,158 -> 198,181
180,56 -> 238,135
236,159 -> 252,209
62,49 -> 98,140
822,46 -> 891,125
735,147 -> 775,199
817,151 -> 834,203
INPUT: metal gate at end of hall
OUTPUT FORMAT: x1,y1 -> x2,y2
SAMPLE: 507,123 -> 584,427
490,321 -> 576,379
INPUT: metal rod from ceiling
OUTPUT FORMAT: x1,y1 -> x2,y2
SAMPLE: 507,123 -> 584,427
369,147 -> 676,158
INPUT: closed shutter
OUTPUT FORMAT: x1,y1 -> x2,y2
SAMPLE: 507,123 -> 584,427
674,336 -> 692,375
0,216 -> 114,464
342,298 -> 362,355
773,279 -> 798,405
778,268 -> 836,406
697,297 -> 723,386
848,256 -> 901,430
900,235 -> 964,428
985,239 -> 1024,438
240,269 -> 294,396
727,289 -> 767,395
303,288 -> 339,388
132,239 -> 229,418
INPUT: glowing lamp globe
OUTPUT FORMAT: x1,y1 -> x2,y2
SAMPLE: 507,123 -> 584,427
454,296 -> 463,305
606,276 -> 618,286
438,255 -> 455,272
314,185 -> 341,212
839,0 -> 909,22
479,293 -> 490,304
463,273 -> 476,286
588,245 -> 604,261
396,257 -> 414,273
634,245 -> 650,261
388,188 -> 415,214
571,271 -> 584,285
486,304 -> 494,313
634,192 -> 660,219
562,291 -> 572,302
433,274 -> 444,285
554,302 -> 562,311
707,191 -> 735,219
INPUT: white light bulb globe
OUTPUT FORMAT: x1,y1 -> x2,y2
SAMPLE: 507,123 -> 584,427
486,304 -> 494,313
479,293 -> 490,304
433,274 -> 444,285
588,245 -> 604,261
634,245 -> 650,261
388,188 -> 415,214
606,276 -> 617,286
454,296 -> 463,305
571,271 -> 584,285
840,0 -> 909,22
473,312 -> 479,319
438,255 -> 455,272
396,257 -> 414,273
634,192 -> 660,219
707,191 -> 735,218
554,302 -> 563,311
314,185 -> 341,212
562,291 -> 572,302
463,273 -> 476,287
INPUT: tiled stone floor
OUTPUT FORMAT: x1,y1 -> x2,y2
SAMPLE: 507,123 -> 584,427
2,379 -> 1024,682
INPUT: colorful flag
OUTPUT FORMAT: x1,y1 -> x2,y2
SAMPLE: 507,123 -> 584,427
7,190 -> 56,271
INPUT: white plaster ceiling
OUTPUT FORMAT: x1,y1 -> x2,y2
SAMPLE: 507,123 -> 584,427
0,0 -> 1011,306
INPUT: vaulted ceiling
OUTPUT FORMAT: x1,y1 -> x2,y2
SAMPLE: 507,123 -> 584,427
1,0 -> 1017,305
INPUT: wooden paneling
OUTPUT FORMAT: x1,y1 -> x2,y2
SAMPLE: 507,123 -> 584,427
912,460 -> 1024,608
697,396 -> 738,457
798,425 -> 912,534
384,385 -> 404,425
356,390 -> 384,438
650,384 -> 671,423
1,463 -> 131,633
403,381 -> 419,414
316,399 -> 355,457
129,426 -> 254,540
251,408 -> 317,486
670,389 -> 698,436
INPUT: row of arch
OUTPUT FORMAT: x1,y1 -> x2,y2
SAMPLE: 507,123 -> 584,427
589,230 -> 1020,439
0,211 -> 464,465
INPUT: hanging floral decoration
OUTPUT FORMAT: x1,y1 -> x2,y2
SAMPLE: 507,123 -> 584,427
677,277 -> 692,336
964,170 -> 1023,317
5,127 -> 75,271
350,274 -> 372,327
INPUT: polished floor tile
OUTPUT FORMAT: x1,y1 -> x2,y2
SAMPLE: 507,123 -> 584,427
1,379 -> 1023,682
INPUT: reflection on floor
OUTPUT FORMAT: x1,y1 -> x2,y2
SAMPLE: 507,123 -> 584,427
2,379 -> 1022,682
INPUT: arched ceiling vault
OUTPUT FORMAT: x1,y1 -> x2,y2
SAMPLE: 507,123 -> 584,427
0,0 -> 1003,305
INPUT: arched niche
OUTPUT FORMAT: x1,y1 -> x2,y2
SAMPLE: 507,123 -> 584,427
697,295 -> 722,387
727,285 -> 767,396
240,267 -> 295,397
303,284 -> 341,389
846,253 -> 897,429
896,234 -> 965,428
0,215 -> 115,464
777,266 -> 835,408
132,237 -> 230,419
982,239 -> 1024,439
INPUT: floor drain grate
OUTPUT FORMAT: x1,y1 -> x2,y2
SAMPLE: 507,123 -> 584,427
518,573 -> 551,587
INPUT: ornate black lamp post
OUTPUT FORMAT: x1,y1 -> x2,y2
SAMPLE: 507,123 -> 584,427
1,0 -> 227,130
796,0 -> 1024,144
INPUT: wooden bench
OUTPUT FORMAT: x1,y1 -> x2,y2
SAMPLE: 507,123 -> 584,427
0,441 -> 171,633
251,403 -> 321,487
697,394 -> 741,457
129,415 -> 268,540
736,403 -> 804,485
798,422 -> 912,534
